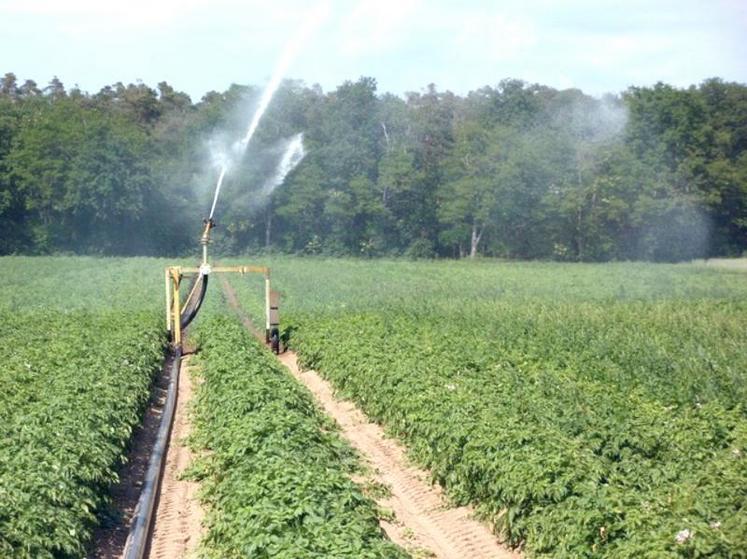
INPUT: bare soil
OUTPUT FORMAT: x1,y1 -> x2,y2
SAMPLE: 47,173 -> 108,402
221,278 -> 520,559
147,356 -> 203,559
88,354 -> 174,559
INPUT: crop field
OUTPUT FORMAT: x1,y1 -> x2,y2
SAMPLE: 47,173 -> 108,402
187,298 -> 407,558
0,257 -> 166,558
0,257 -> 405,558
226,258 -> 747,558
2,256 -> 746,558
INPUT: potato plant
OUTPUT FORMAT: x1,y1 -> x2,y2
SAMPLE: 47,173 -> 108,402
0,257 -> 166,558
188,313 -> 408,558
0,310 -> 164,558
226,258 -> 747,558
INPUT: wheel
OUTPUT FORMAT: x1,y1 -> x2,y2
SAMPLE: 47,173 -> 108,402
270,328 -> 280,354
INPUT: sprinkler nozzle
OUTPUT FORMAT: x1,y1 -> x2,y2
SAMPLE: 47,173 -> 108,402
200,217 -> 216,265
201,218 -> 216,243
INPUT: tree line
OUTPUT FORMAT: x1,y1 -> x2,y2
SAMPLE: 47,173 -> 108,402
0,72 -> 745,260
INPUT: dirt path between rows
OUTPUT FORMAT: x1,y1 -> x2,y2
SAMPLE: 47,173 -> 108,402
221,278 -> 520,559
147,356 -> 203,559
89,355 -> 175,558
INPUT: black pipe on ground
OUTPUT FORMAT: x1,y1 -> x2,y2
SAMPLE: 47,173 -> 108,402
123,346 -> 182,559
180,273 -> 208,331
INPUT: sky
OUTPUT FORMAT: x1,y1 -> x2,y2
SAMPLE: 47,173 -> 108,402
0,0 -> 745,101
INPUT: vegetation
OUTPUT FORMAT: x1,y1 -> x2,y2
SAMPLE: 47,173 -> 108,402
227,257 -> 747,558
0,256 -> 409,557
0,257 -> 165,558
1,73 -> 746,260
3,254 -> 746,557
188,306 -> 408,558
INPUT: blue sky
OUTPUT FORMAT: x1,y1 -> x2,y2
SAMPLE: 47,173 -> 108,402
0,0 -> 745,100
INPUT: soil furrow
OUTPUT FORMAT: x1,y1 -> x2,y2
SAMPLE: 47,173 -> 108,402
222,278 -> 520,559
147,356 -> 203,559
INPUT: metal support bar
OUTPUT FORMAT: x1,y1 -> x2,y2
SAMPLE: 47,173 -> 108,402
265,271 -> 271,337
164,268 -> 171,333
171,269 -> 182,347
177,265 -> 269,275
165,264 -> 274,349
200,218 -> 215,266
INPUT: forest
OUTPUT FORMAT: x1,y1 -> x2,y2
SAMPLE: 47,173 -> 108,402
0,72 -> 745,261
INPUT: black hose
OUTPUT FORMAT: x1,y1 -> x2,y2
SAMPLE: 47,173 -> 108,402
180,273 -> 208,331
124,346 -> 182,559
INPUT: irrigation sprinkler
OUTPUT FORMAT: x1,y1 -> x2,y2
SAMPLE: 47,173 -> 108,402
143,211 -> 280,559
164,216 -> 280,352
125,18 -> 325,557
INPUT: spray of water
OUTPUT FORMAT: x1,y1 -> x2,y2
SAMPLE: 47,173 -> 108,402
237,3 -> 328,153
261,133 -> 306,197
206,1 -> 329,219
208,165 -> 228,220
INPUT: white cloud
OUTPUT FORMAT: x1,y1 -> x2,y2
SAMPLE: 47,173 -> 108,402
452,12 -> 537,61
1,0 -> 207,28
335,0 -> 422,57
0,0 -> 744,98
0,0 -> 312,35
574,33 -> 679,69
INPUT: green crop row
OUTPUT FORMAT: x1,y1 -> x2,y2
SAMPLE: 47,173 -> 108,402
290,308 -> 746,557
225,258 -> 747,558
0,309 -> 165,558
187,313 -> 408,558
0,257 -> 169,557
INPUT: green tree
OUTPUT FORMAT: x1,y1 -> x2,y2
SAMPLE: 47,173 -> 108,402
438,118 -> 497,258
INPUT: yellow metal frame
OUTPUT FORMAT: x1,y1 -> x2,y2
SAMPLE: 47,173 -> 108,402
166,217 -> 280,348
165,265 -> 275,348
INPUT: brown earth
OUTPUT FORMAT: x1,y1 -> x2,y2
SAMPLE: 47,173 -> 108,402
221,278 -> 521,559
147,356 -> 203,559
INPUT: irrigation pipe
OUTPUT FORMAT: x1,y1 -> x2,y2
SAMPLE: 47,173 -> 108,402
123,346 -> 182,559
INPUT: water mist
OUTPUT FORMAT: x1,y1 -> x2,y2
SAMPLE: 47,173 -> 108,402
207,1 -> 329,220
